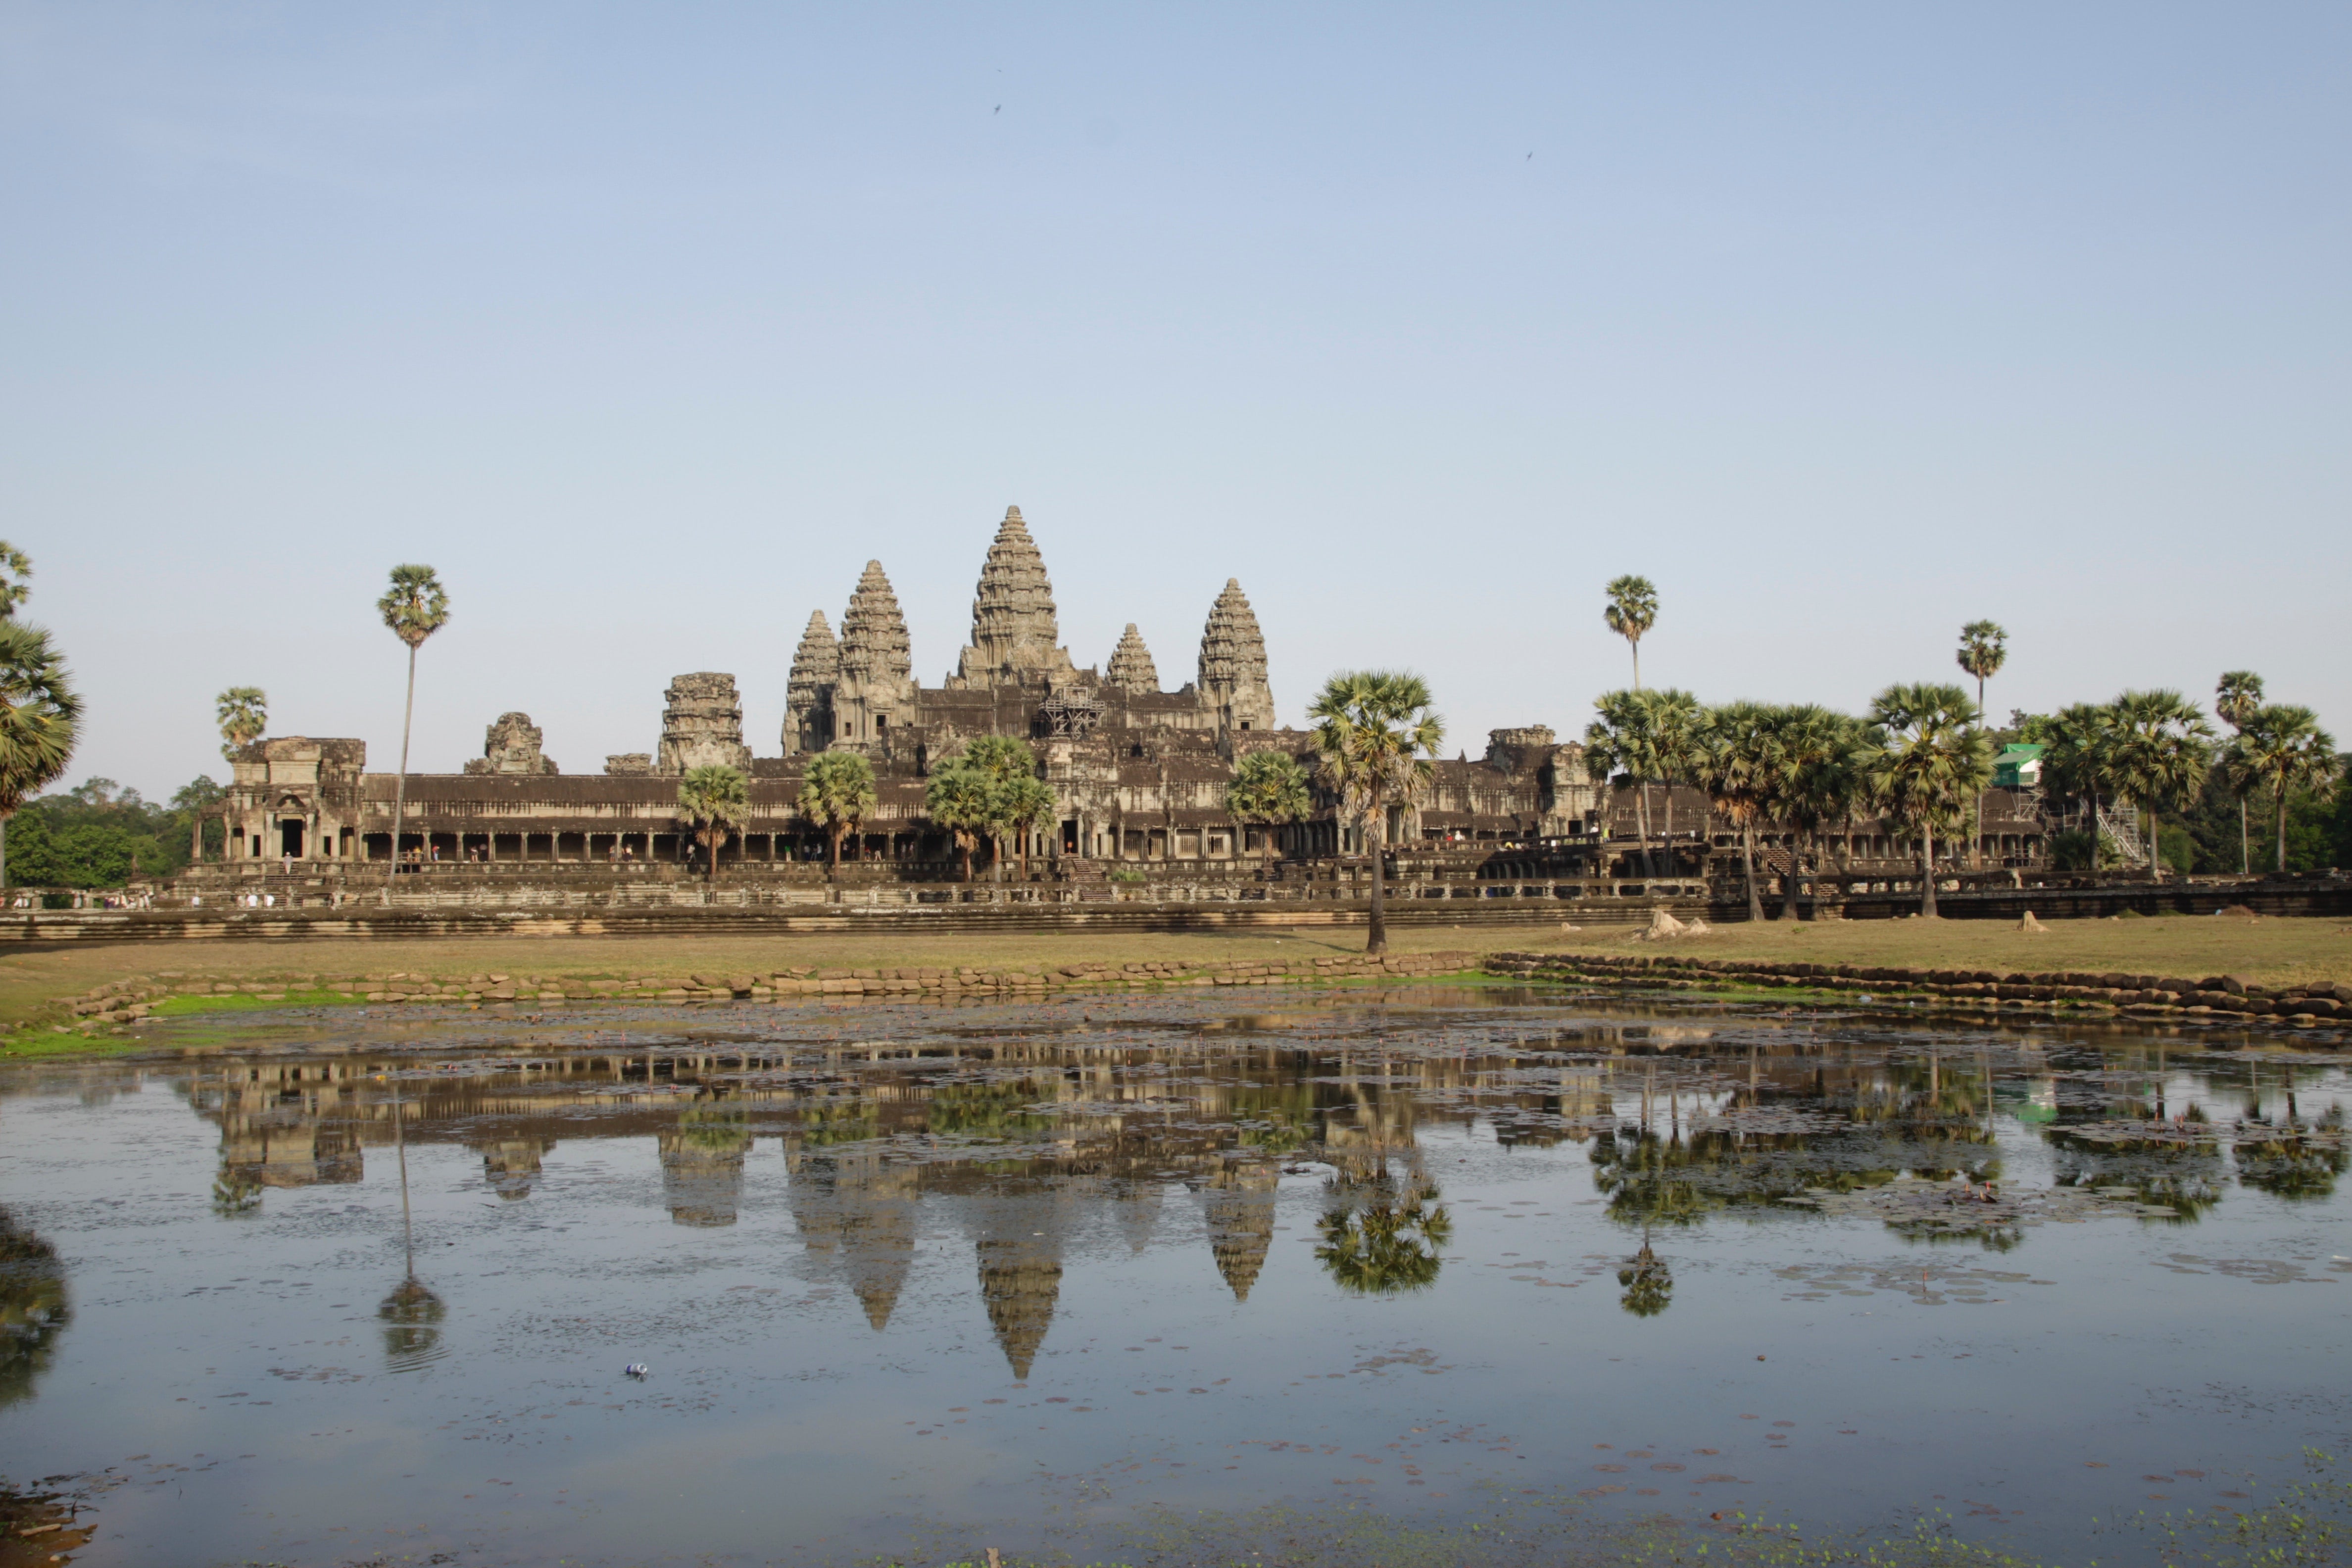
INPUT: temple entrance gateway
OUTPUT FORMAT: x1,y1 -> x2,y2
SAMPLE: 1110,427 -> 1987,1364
279,821 -> 304,858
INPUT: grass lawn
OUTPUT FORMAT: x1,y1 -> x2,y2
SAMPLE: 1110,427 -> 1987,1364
5,913 -> 2349,1055
0,925 -> 1490,1046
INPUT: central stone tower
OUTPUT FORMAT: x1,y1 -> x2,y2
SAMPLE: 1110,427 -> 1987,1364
947,506 -> 1078,690
1196,579 -> 1277,734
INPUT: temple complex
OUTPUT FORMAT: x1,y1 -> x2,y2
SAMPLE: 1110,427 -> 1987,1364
189,504 -> 2047,899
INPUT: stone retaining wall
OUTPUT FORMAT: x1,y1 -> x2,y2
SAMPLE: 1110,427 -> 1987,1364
1481,949 -> 2352,1031
46,951 -> 1475,1033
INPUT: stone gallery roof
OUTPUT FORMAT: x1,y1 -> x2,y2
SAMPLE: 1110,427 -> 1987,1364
1105,624 -> 1159,693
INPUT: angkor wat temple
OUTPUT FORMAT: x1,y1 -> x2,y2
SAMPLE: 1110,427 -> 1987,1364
186,506 -> 2048,906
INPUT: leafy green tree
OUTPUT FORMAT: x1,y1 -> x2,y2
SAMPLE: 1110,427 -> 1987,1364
173,772 -> 227,863
0,543 -> 32,618
2107,689 -> 2213,882
1956,622 -> 2008,865
1603,575 -> 1658,690
677,764 -> 750,882
1226,747 -> 1311,875
1310,671 -> 1444,955
376,565 -> 450,884
1693,702 -> 1779,922
2215,671 -> 2265,874
798,750 -> 877,878
0,621 -> 81,889
923,756 -> 991,882
2222,705 -> 2339,874
1862,683 -> 1992,918
2,778 -> 221,888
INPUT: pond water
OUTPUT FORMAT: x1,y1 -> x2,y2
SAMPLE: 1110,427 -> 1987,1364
2,986 -> 2348,1567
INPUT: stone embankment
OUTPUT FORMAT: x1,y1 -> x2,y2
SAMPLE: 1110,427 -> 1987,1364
1481,950 -> 2352,1028
44,951 -> 1475,1035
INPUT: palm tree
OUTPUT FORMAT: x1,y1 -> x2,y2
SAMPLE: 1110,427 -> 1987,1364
0,622 -> 81,891
2107,689 -> 2213,882
2041,701 -> 2122,866
1585,689 -> 1663,876
1314,1177 -> 1452,1296
2222,705 -> 2338,874
1767,704 -> 1861,920
677,764 -> 750,883
376,565 -> 450,888
1646,689 -> 1706,875
998,774 -> 1057,882
923,756 -> 990,882
798,750 -> 877,879
1955,621 -> 2007,866
1310,671 -> 1444,956
1862,683 -> 1992,918
0,542 -> 32,618
215,686 -> 268,755
2214,672 -> 2264,874
962,735 -> 1040,882
1693,701 -> 1778,923
1226,748 -> 1311,875
1603,575 -> 1658,690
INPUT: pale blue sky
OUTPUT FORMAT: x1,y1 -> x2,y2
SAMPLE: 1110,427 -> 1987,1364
5,3 -> 2346,796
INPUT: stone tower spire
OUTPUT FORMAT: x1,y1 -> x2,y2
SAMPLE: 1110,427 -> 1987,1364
783,610 -> 839,755
1196,578 -> 1276,733
950,505 -> 1077,688
833,561 -> 915,747
1105,624 -> 1159,694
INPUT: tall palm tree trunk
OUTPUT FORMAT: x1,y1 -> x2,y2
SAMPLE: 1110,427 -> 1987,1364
2146,801 -> 2161,882
2239,797 -> 2249,875
1630,784 -> 1655,878
385,643 -> 417,894
1920,828 -> 1939,918
1660,782 -> 1676,876
1776,834 -> 1802,922
1740,827 -> 1764,923
2275,786 -> 2290,873
1970,673 -> 1986,870
828,823 -> 843,880
0,815 -> 9,891
1365,812 -> 1389,955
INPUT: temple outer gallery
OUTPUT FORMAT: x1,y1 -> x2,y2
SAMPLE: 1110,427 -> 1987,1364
196,507 -> 2046,895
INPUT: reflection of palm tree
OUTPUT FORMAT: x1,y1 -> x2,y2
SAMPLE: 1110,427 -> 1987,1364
1315,1168 -> 1451,1295
211,1173 -> 263,1217
2235,1106 -> 2347,1201
0,1208 -> 70,1408
1617,1239 -> 1673,1318
378,1275 -> 446,1372
377,1076 -> 445,1371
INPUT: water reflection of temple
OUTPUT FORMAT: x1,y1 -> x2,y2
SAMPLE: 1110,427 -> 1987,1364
174,1016 -> 2349,1370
